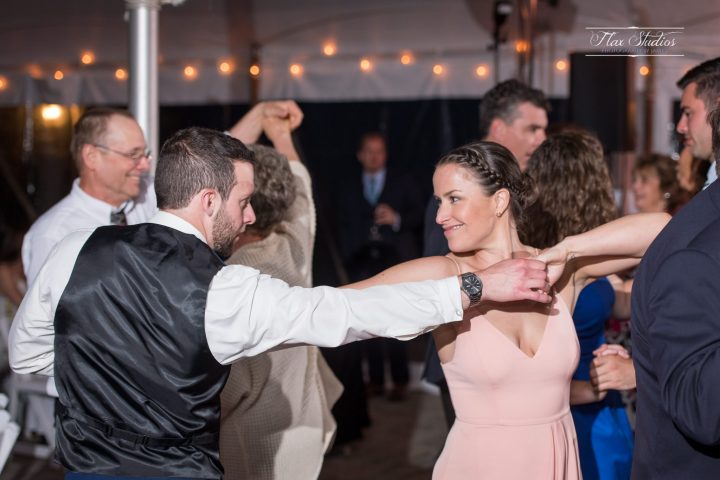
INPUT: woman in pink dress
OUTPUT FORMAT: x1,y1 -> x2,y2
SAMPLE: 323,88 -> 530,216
350,141 -> 668,479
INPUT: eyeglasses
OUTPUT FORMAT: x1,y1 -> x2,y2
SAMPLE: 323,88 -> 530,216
92,143 -> 152,163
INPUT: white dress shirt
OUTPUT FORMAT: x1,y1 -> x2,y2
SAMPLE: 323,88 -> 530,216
9,211 -> 463,375
704,161 -> 717,190
21,178 -> 157,287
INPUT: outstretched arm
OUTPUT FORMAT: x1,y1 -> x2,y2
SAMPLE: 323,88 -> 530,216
345,257 -> 553,306
261,106 -> 302,162
536,212 -> 670,285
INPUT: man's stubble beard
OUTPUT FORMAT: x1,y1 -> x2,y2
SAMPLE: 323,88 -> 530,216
212,207 -> 241,259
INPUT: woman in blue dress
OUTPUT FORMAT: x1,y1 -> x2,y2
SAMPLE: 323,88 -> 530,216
522,129 -> 635,480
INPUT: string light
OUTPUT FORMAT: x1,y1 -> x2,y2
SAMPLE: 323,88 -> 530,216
218,60 -> 233,75
41,104 -> 63,121
323,42 -> 336,56
359,58 -> 372,72
81,51 -> 95,65
289,63 -> 303,77
11,50 -> 580,92
475,65 -> 489,78
183,65 -> 198,80
0,75 -> 7,91
639,65 -> 650,76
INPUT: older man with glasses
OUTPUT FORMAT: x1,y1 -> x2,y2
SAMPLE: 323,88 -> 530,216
22,108 -> 155,286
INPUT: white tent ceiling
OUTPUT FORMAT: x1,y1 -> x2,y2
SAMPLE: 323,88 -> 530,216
0,0 -> 718,151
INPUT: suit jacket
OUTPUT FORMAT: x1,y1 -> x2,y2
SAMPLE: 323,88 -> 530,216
631,180 -> 720,479
337,168 -> 423,278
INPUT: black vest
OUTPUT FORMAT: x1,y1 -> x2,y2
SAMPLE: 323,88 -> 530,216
54,224 -> 229,478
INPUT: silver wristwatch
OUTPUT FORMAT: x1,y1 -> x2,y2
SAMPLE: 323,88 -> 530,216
460,272 -> 483,308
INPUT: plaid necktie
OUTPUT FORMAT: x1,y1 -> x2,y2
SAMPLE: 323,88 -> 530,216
110,206 -> 127,226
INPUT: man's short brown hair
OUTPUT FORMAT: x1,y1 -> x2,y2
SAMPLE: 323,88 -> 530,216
155,127 -> 255,210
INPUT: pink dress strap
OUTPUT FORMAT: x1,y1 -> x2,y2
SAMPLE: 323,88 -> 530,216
444,255 -> 463,275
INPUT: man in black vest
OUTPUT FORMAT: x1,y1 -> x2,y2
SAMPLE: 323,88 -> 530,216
10,126 -> 553,479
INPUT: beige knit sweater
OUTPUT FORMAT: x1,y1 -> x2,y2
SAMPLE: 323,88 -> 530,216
219,161 -> 343,480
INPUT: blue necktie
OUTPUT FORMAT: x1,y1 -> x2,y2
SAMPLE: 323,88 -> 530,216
366,176 -> 380,205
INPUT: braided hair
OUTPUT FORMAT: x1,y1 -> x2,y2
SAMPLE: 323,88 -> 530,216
436,141 -> 537,231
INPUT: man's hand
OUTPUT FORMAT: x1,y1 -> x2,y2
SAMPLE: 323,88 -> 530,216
468,258 -> 551,306
374,203 -> 399,226
590,345 -> 636,391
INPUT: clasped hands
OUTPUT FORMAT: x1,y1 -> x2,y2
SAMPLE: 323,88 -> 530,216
227,100 -> 303,145
476,243 -> 570,305
589,344 -> 636,392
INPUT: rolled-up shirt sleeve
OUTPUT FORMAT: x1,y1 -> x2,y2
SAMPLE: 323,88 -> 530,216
206,265 -> 463,365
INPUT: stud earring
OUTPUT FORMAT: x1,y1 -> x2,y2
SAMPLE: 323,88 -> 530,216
663,192 -> 671,199
495,211 -> 502,217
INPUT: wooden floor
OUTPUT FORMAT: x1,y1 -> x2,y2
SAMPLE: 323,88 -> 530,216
320,389 -> 448,480
1,389 -> 449,480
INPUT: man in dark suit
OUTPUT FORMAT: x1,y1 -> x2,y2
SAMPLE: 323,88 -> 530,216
323,132 -> 423,450
337,131 -> 424,399
630,103 -> 720,478
338,132 -> 423,271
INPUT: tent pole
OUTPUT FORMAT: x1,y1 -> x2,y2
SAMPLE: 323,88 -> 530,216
126,0 -> 160,172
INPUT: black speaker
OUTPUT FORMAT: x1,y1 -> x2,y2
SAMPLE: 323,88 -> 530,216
570,53 -> 635,152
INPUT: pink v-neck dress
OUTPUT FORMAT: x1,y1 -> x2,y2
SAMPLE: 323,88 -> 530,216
433,295 -> 582,479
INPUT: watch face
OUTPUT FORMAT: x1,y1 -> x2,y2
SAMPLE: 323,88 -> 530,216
462,273 -> 482,297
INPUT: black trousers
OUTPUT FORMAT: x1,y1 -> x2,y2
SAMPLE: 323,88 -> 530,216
321,342 -> 370,445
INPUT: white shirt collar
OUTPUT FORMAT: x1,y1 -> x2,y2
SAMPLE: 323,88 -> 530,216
71,178 -> 134,214
704,161 -> 717,190
149,211 -> 207,244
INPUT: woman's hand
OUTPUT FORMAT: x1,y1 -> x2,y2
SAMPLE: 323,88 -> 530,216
590,345 -> 636,391
570,379 -> 607,405
534,242 -> 571,287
